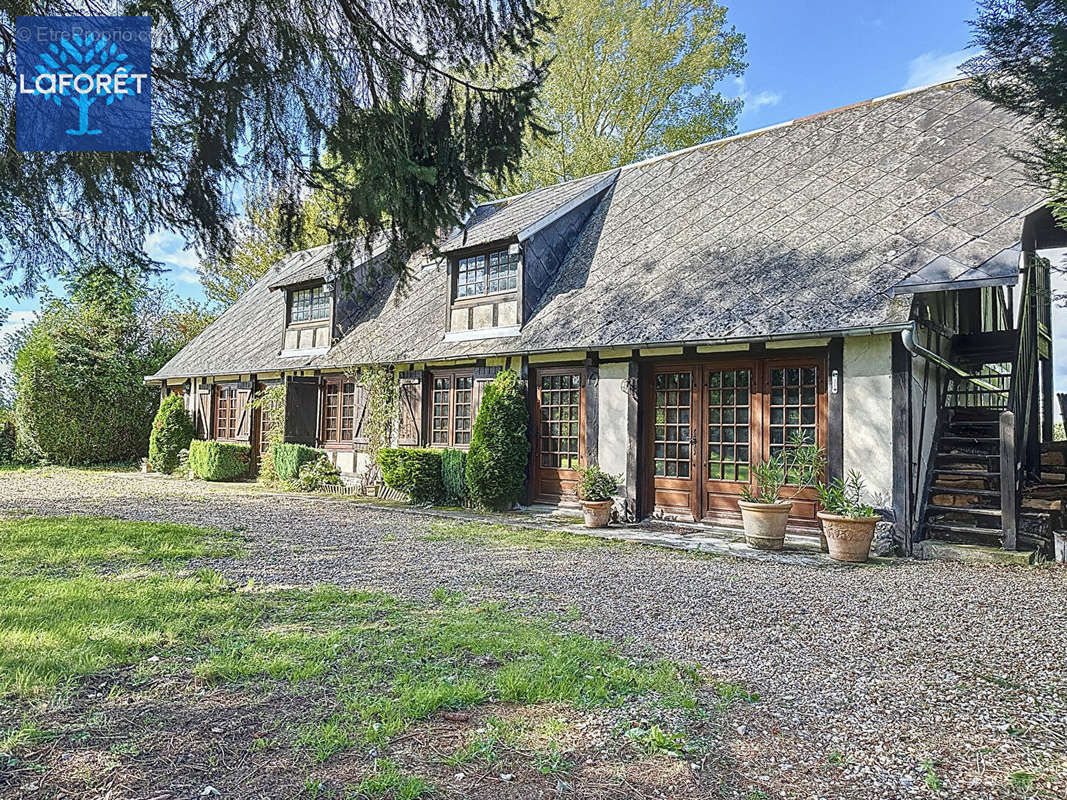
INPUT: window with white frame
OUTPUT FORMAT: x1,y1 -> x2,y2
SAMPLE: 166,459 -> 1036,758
455,248 -> 519,299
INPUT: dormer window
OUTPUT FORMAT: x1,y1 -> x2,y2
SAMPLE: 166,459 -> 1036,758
456,248 -> 519,299
290,285 -> 330,323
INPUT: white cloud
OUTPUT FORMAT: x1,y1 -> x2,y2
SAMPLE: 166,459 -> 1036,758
0,310 -> 35,339
734,77 -> 782,116
145,229 -> 202,286
903,49 -> 975,90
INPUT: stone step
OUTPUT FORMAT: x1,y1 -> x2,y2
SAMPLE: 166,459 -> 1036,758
929,485 -> 1000,498
917,538 -> 1037,566
933,468 -> 1000,479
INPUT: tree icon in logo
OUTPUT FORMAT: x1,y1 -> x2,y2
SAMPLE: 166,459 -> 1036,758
33,32 -> 135,136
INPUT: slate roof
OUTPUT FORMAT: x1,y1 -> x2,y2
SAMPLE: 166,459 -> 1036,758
149,79 -> 1046,381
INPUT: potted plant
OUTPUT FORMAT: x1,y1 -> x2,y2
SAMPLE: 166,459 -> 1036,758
575,465 -> 622,528
816,471 -> 882,562
738,434 -> 823,550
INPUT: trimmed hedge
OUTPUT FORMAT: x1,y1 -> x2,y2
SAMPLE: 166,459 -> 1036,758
466,370 -> 530,510
188,440 -> 250,481
441,448 -> 467,504
148,394 -> 195,474
379,447 -> 444,503
272,443 -> 324,482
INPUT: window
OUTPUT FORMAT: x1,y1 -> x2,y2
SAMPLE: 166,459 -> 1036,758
215,386 -> 238,440
322,378 -> 361,444
455,248 -> 519,299
290,284 -> 331,323
429,372 -> 475,447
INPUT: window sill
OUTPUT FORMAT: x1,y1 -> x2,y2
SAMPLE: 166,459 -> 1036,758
443,325 -> 521,343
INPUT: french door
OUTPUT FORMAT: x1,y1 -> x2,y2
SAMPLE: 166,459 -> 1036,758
532,367 -> 584,502
650,357 -> 825,526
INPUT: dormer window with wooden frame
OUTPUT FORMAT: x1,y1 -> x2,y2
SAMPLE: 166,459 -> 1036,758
289,284 -> 331,323
447,246 -> 522,338
455,248 -> 519,299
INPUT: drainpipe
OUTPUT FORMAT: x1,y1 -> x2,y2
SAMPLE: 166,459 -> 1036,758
901,322 -> 1006,395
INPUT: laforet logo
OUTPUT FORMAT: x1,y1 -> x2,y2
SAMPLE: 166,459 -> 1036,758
15,16 -> 151,152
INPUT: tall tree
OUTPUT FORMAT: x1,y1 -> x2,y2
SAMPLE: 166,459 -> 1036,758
967,1 -> 1067,304
967,1 -> 1067,225
502,0 -> 746,194
1,1 -> 550,295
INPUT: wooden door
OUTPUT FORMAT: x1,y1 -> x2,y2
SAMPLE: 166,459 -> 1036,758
533,368 -> 584,502
648,355 -> 828,528
761,359 -> 826,526
651,367 -> 700,521
701,362 -> 759,521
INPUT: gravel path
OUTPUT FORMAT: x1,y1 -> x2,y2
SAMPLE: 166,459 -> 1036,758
5,468 -> 1066,799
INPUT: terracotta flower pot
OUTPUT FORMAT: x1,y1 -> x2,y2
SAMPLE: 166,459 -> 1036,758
817,512 -> 879,562
738,500 -> 793,550
581,500 -> 613,528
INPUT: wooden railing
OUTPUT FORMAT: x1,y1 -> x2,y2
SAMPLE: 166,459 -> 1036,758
1000,255 -> 1045,550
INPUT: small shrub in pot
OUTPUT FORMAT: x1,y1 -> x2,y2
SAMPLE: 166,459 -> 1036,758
738,434 -> 823,550
575,465 -> 622,528
816,471 -> 881,562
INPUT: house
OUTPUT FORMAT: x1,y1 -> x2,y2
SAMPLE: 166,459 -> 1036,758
147,79 -> 1061,555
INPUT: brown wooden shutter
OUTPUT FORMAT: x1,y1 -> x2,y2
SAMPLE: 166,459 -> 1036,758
352,383 -> 370,444
195,385 -> 213,439
472,366 -> 502,425
285,377 -> 320,446
235,385 -> 253,441
397,370 -> 424,446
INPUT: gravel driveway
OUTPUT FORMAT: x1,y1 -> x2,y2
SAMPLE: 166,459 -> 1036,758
5,468 -> 1066,799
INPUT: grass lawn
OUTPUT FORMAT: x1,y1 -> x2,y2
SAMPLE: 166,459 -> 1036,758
0,515 -> 730,798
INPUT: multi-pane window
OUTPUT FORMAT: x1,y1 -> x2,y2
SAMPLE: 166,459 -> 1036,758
453,376 -> 473,446
706,369 -> 751,482
290,285 -> 331,323
215,386 -> 238,440
455,248 -> 519,299
430,372 -> 476,448
654,372 -> 692,478
769,366 -> 818,480
322,379 -> 360,444
538,373 -> 580,469
431,378 -> 451,445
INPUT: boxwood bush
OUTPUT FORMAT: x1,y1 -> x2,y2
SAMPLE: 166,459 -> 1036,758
188,440 -> 250,481
441,448 -> 467,505
466,370 -> 529,510
148,394 -> 195,474
378,447 -> 444,503
272,443 -> 324,482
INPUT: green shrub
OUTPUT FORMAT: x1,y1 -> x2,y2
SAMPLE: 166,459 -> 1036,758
575,465 -> 621,502
0,410 -> 17,465
379,447 -> 444,503
441,448 -> 467,504
272,443 -> 324,482
188,440 -> 250,481
294,455 -> 343,492
466,370 -> 530,511
148,394 -> 195,474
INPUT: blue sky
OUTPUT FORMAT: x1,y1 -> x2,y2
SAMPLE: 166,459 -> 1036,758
9,0 -> 1064,395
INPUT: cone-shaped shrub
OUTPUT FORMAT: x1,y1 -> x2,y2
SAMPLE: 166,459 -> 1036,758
148,394 -> 195,474
466,370 -> 529,510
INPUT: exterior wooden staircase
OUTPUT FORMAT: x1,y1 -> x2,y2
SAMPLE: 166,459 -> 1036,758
924,378 -> 1009,549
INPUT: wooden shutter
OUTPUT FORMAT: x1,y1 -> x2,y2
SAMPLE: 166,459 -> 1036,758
397,370 -> 424,446
352,383 -> 370,445
195,385 -> 213,439
285,377 -> 320,445
235,385 -> 253,441
472,366 -> 502,425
